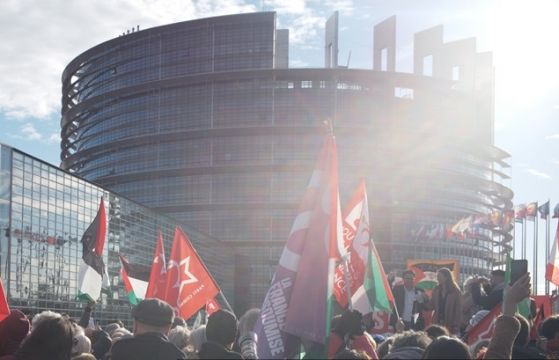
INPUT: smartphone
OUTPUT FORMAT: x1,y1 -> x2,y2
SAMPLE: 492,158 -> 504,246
510,259 -> 528,285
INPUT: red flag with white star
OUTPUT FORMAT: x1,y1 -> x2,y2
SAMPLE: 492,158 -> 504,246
164,227 -> 220,320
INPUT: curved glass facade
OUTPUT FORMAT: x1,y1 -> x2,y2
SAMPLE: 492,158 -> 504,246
61,12 -> 513,307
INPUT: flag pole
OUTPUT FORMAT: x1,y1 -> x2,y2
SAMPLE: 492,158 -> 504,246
218,291 -> 234,314
546,200 -> 551,295
523,218 -> 527,260
343,257 -> 353,310
534,210 -> 538,295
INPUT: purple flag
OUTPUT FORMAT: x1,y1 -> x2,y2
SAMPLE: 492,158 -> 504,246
254,135 -> 340,358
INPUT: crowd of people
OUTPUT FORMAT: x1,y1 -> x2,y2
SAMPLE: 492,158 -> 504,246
0,268 -> 558,359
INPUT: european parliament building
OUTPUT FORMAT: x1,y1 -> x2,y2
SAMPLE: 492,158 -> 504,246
60,12 -> 513,307
0,144 -> 235,322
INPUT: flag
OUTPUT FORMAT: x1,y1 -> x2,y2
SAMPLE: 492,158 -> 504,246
515,204 -> 527,221
145,231 -> 167,300
407,260 -> 460,291
77,198 -> 110,302
490,210 -> 502,227
546,220 -> 559,286
526,202 -> 538,219
451,216 -> 472,236
255,134 -> 341,359
501,210 -> 514,230
206,298 -> 221,316
0,277 -> 9,321
164,227 -> 220,320
352,238 -> 394,314
119,255 -> 150,305
333,179 -> 369,308
553,203 -> 559,219
539,201 -> 550,219
465,303 -> 501,347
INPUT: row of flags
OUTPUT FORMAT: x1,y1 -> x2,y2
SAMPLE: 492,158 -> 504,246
515,201 -> 559,220
77,198 -> 221,320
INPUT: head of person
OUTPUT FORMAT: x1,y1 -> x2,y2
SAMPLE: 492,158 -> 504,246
71,324 -> 91,356
0,309 -> 30,356
437,268 -> 459,292
131,299 -> 174,336
172,317 -> 186,329
15,316 -> 74,360
490,270 -> 505,287
384,330 -> 431,359
540,315 -> 559,340
402,270 -> 416,291
168,325 -> 190,350
425,324 -> 450,340
31,310 -> 62,332
205,310 -> 238,349
103,322 -> 122,337
110,327 -> 132,342
513,314 -> 530,348
421,336 -> 472,359
335,309 -> 363,338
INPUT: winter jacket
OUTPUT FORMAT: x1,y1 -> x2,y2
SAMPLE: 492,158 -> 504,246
110,332 -> 186,360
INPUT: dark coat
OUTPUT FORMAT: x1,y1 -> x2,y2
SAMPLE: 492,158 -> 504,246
110,332 -> 186,360
198,342 -> 243,360
390,285 -> 426,330
471,282 -> 503,311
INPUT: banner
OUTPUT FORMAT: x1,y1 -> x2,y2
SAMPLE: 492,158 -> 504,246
407,259 -> 460,291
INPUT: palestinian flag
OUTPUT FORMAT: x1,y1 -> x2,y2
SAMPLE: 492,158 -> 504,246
407,260 -> 459,291
77,198 -> 110,302
119,255 -> 150,305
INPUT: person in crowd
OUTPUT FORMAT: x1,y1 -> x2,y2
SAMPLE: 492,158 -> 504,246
328,310 -> 378,359
198,310 -> 242,359
421,336 -> 472,359
89,330 -> 111,360
0,310 -> 30,360
424,324 -> 450,340
109,328 -> 132,343
391,270 -> 428,331
511,314 -> 545,359
172,317 -> 187,329
539,315 -> 559,358
78,302 -> 95,329
236,308 -> 260,359
461,276 -> 484,332
471,270 -> 505,311
14,316 -> 74,360
103,323 -> 121,338
71,324 -> 92,358
383,330 -> 431,359
424,268 -> 463,335
31,310 -> 62,331
375,336 -> 394,359
168,326 -> 190,352
482,272 -> 530,359
110,299 -> 186,360
333,349 -> 371,359
187,325 -> 206,354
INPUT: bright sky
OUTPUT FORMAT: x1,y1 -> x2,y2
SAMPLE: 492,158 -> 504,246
1,0 -> 558,291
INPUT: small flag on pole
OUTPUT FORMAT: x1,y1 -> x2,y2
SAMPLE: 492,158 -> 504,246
77,198 -> 110,302
515,204 -> 527,221
553,203 -> 559,219
526,202 -> 538,219
539,201 -> 550,219
546,220 -> 559,286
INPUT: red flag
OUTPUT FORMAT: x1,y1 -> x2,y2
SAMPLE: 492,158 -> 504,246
465,303 -> 501,348
164,227 -> 220,320
333,179 -> 368,308
546,221 -> 559,286
145,231 -> 167,300
0,277 -> 9,321
205,298 -> 221,316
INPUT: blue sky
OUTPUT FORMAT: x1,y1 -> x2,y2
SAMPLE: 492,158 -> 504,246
1,0 -> 558,290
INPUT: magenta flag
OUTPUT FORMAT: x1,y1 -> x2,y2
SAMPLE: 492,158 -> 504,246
254,134 -> 341,358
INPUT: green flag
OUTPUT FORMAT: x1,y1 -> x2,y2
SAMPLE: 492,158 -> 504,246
362,239 -> 394,313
